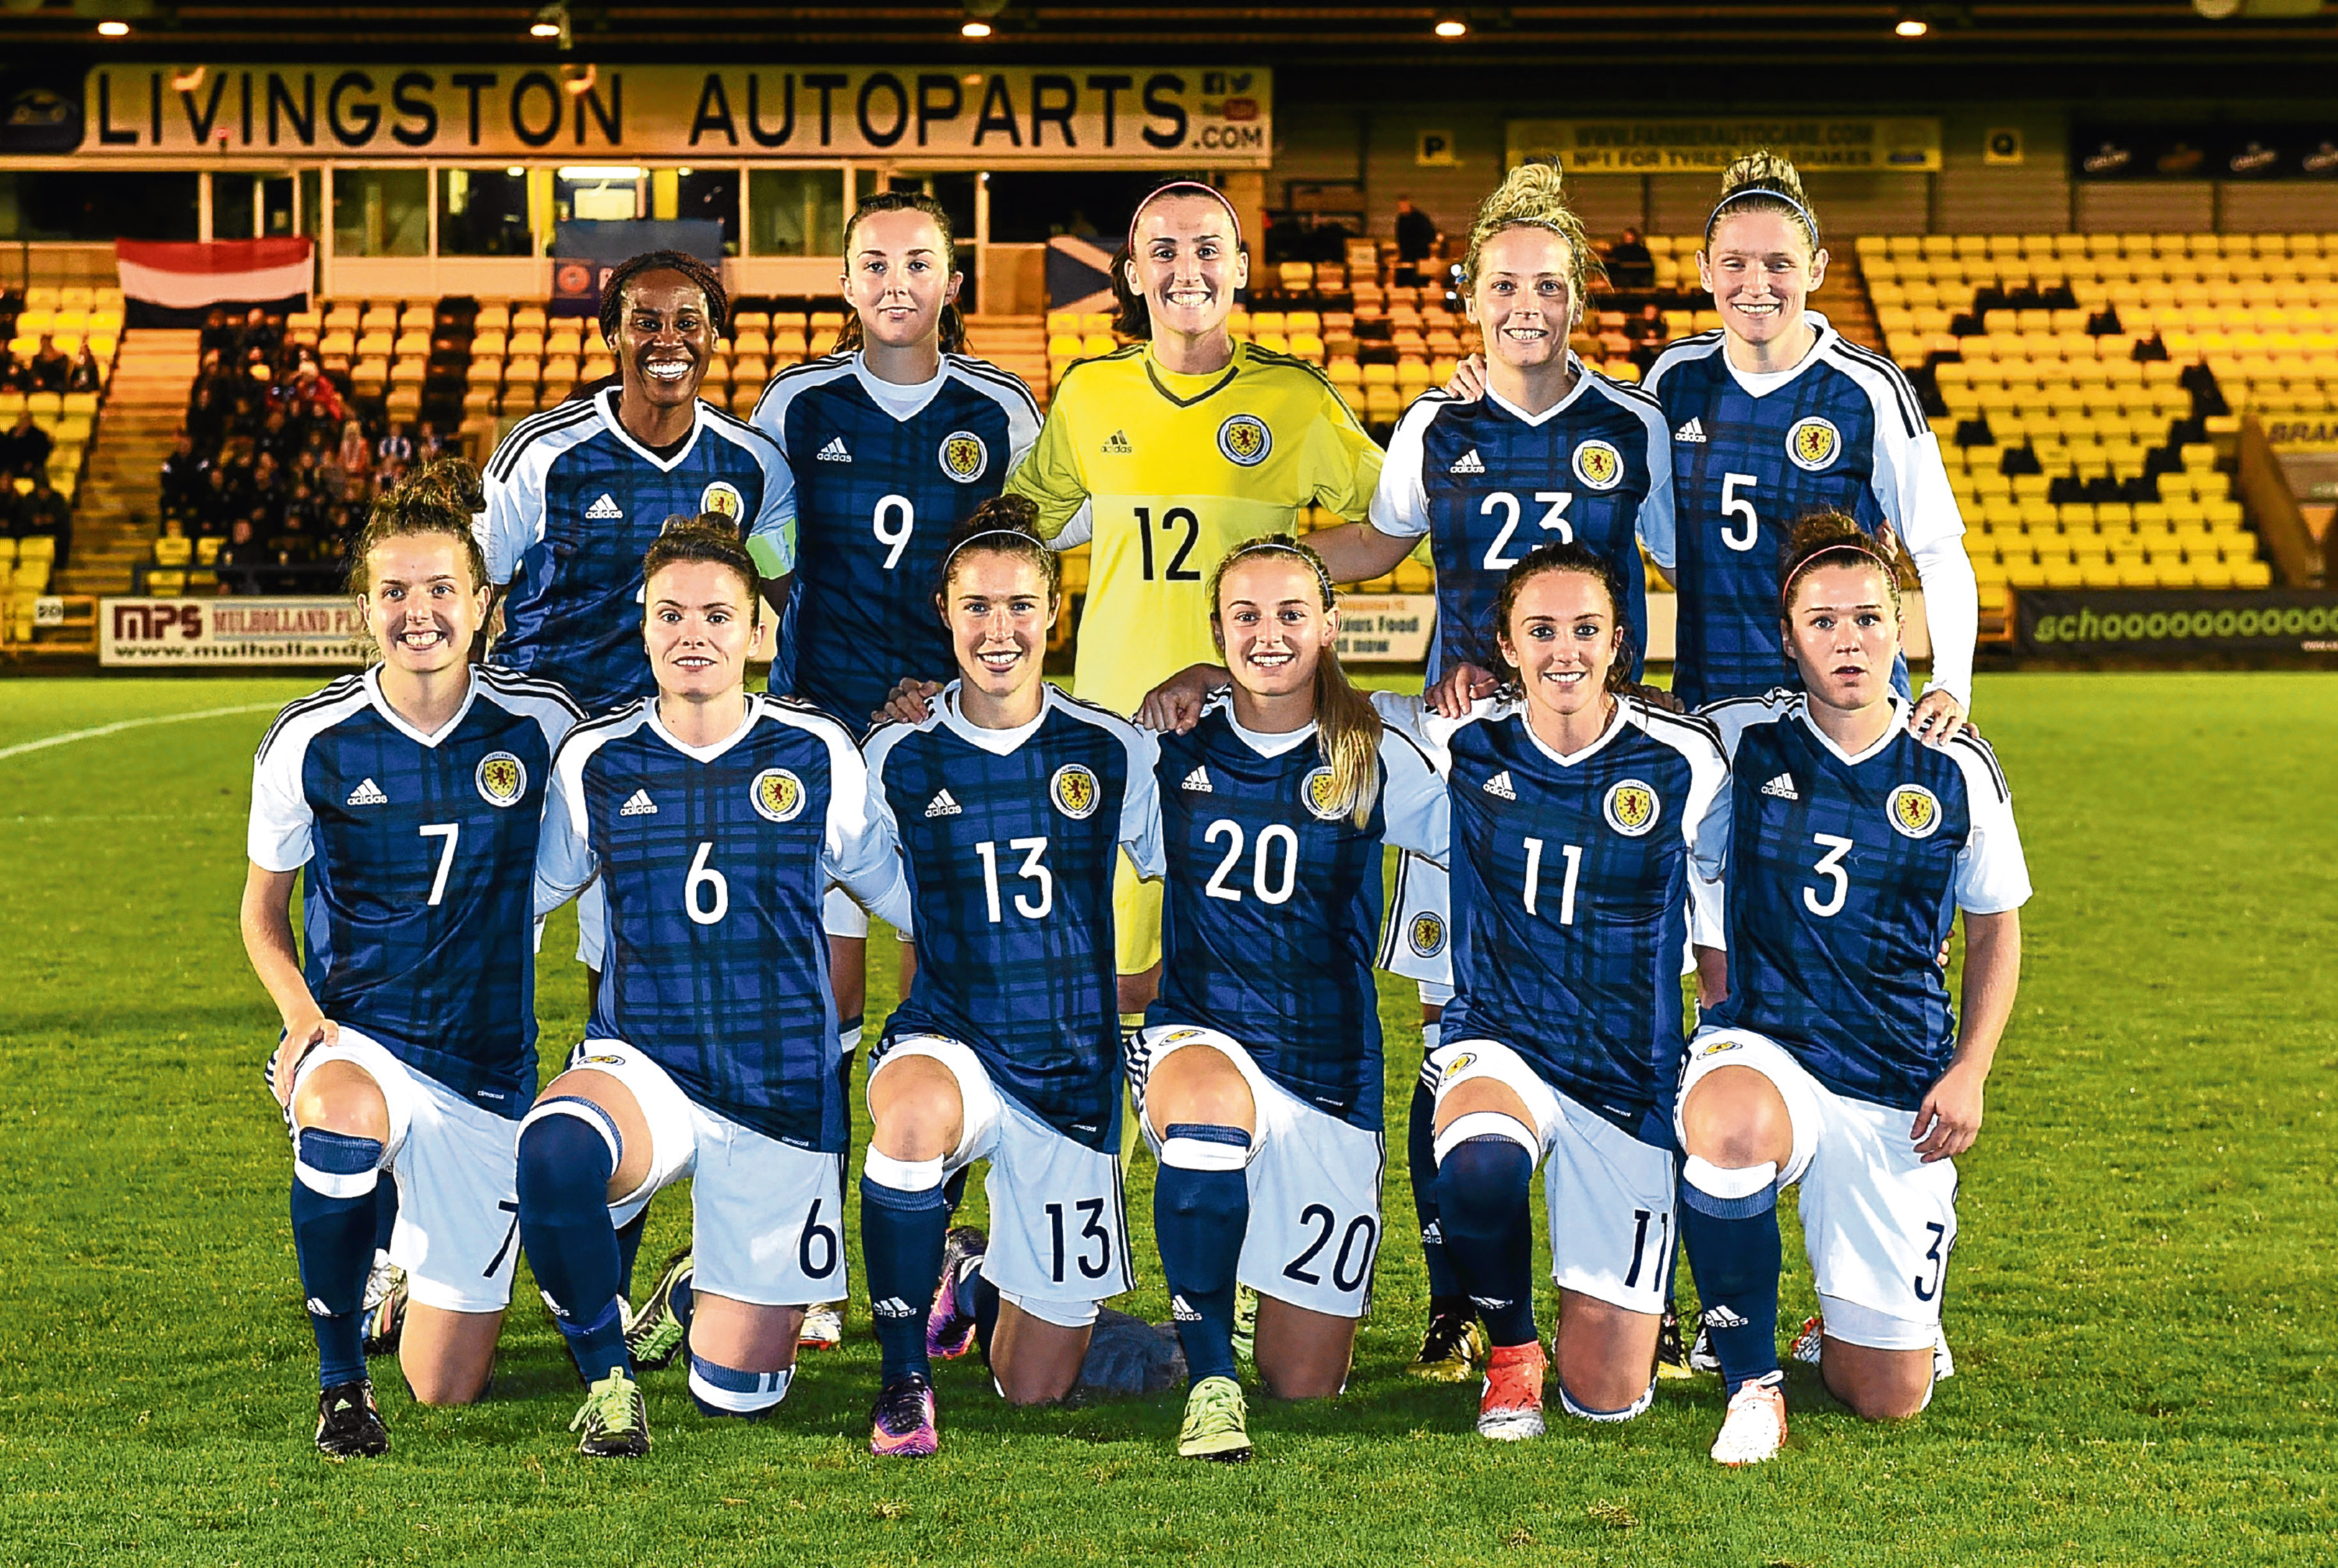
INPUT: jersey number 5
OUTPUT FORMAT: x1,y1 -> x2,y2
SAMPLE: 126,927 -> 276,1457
1719,472 -> 1760,553
1134,506 -> 1202,581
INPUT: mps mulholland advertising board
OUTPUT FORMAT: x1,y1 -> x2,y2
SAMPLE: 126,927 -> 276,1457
101,598 -> 371,666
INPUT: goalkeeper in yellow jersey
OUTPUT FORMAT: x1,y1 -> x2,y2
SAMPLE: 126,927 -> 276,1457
1006,179 -> 1383,1009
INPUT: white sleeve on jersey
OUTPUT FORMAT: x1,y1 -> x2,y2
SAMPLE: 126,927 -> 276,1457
1366,686 -> 1492,772
1677,722 -> 1732,949
1365,396 -> 1439,539
247,730 -> 316,873
1376,728 -> 1450,867
1630,394 -> 1678,573
1119,723 -> 1167,878
473,453 -> 541,588
533,733 -> 599,916
744,427 -> 800,579
1867,395 -> 1976,706
820,726 -> 909,928
1947,741 -> 2032,915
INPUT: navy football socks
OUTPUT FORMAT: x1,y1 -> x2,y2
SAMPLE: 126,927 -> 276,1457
1434,1133 -> 1539,1348
1679,1158 -> 1784,1393
516,1107 -> 630,1380
861,1157 -> 950,1384
1154,1124 -> 1252,1386
1408,1077 -> 1466,1313
290,1128 -> 383,1390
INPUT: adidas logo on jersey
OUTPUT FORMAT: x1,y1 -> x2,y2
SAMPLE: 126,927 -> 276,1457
1449,447 -> 1486,475
924,789 -> 962,818
1181,766 -> 1213,793
345,777 -> 387,807
1761,772 -> 1799,801
871,1296 -> 918,1319
816,436 -> 852,463
1482,770 -> 1517,800
584,492 -> 623,520
1701,1305 -> 1750,1330
1100,429 -> 1134,455
1674,417 -> 1708,443
620,789 -> 658,816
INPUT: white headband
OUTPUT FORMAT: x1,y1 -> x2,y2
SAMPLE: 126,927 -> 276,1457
1708,186 -> 1820,242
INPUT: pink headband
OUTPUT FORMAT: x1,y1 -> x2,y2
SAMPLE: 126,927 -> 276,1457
1127,181 -> 1243,256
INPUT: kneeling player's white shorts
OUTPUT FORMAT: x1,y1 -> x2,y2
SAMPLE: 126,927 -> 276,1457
872,1035 -> 1129,1327
1378,851 -> 1455,990
1429,1039 -> 1677,1317
556,1039 -> 847,1309
290,1028 -> 521,1315
1130,1025 -> 1386,1319
821,884 -> 870,941
1676,1029 -> 1958,1351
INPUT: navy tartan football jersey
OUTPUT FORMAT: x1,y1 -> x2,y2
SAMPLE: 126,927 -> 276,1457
865,684 -> 1161,1150
1371,363 -> 1675,682
1147,697 -> 1449,1130
1427,694 -> 1729,1136
535,694 -> 907,1150
475,388 -> 796,715
1646,313 -> 1965,708
751,352 -> 1040,728
1704,691 -> 2031,1111
249,666 -> 581,1118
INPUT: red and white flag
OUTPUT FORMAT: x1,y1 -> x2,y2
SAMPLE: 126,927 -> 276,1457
115,238 -> 313,321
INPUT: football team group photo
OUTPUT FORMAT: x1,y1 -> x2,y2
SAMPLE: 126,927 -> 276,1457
2,5 -> 2330,1564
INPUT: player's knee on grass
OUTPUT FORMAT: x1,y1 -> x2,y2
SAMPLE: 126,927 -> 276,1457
1679,1065 -> 1794,1171
399,1309 -> 501,1407
1821,1339 -> 1935,1421
868,1055 -> 963,1162
991,1298 -> 1094,1406
1252,1297 -> 1357,1401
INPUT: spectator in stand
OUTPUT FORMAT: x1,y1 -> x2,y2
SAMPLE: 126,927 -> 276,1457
375,424 -> 415,480
217,516 -> 267,593
1396,196 -> 1439,267
197,467 -> 240,538
160,432 -> 205,521
1,408 -> 51,481
67,342 -> 103,394
200,307 -> 237,357
12,470 -> 72,567
0,343 -> 24,393
1607,226 -> 1656,289
30,334 -> 70,393
337,418 -> 372,490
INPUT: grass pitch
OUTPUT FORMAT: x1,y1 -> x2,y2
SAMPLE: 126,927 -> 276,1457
0,672 -> 2332,1566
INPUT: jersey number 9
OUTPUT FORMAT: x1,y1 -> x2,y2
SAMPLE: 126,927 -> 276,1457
873,494 -> 916,571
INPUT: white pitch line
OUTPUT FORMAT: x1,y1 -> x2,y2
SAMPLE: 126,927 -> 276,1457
0,701 -> 282,763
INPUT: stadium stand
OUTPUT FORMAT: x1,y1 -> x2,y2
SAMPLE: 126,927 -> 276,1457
1863,232 -> 2287,596
0,286 -> 123,644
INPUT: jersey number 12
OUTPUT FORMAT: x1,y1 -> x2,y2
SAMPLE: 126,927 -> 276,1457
1134,506 -> 1202,581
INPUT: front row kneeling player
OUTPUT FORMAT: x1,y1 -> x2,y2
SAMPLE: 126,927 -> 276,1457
1406,542 -> 1728,1440
243,467 -> 582,1457
1681,512 -> 2027,1467
1129,537 -> 1446,1463
854,499 -> 1160,1458
524,515 -> 908,1458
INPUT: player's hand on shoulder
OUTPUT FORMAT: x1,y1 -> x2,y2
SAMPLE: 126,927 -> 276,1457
876,678 -> 945,726
1911,1057 -> 1985,1163
1620,680 -> 1685,715
1445,354 -> 1487,401
1137,662 -> 1224,734
271,1013 -> 339,1108
1908,688 -> 1969,747
1425,659 -> 1499,719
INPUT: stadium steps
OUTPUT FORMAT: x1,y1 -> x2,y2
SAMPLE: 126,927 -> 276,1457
55,329 -> 200,597
962,314 -> 1051,406
1826,249 -> 1888,356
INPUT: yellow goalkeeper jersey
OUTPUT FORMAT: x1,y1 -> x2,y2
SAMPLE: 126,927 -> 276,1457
1006,341 -> 1383,715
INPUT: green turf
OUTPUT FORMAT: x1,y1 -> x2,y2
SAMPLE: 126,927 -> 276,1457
1,672 -> 2332,1566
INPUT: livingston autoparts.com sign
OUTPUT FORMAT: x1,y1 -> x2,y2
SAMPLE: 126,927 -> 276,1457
2018,590 -> 2338,656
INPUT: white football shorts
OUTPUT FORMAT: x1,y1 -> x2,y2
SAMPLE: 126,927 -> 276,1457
1676,1029 -> 1960,1351
554,1039 -> 848,1309
1429,1038 -> 1678,1317
1131,1025 -> 1387,1320
289,1027 -> 522,1315
872,1034 -> 1131,1327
